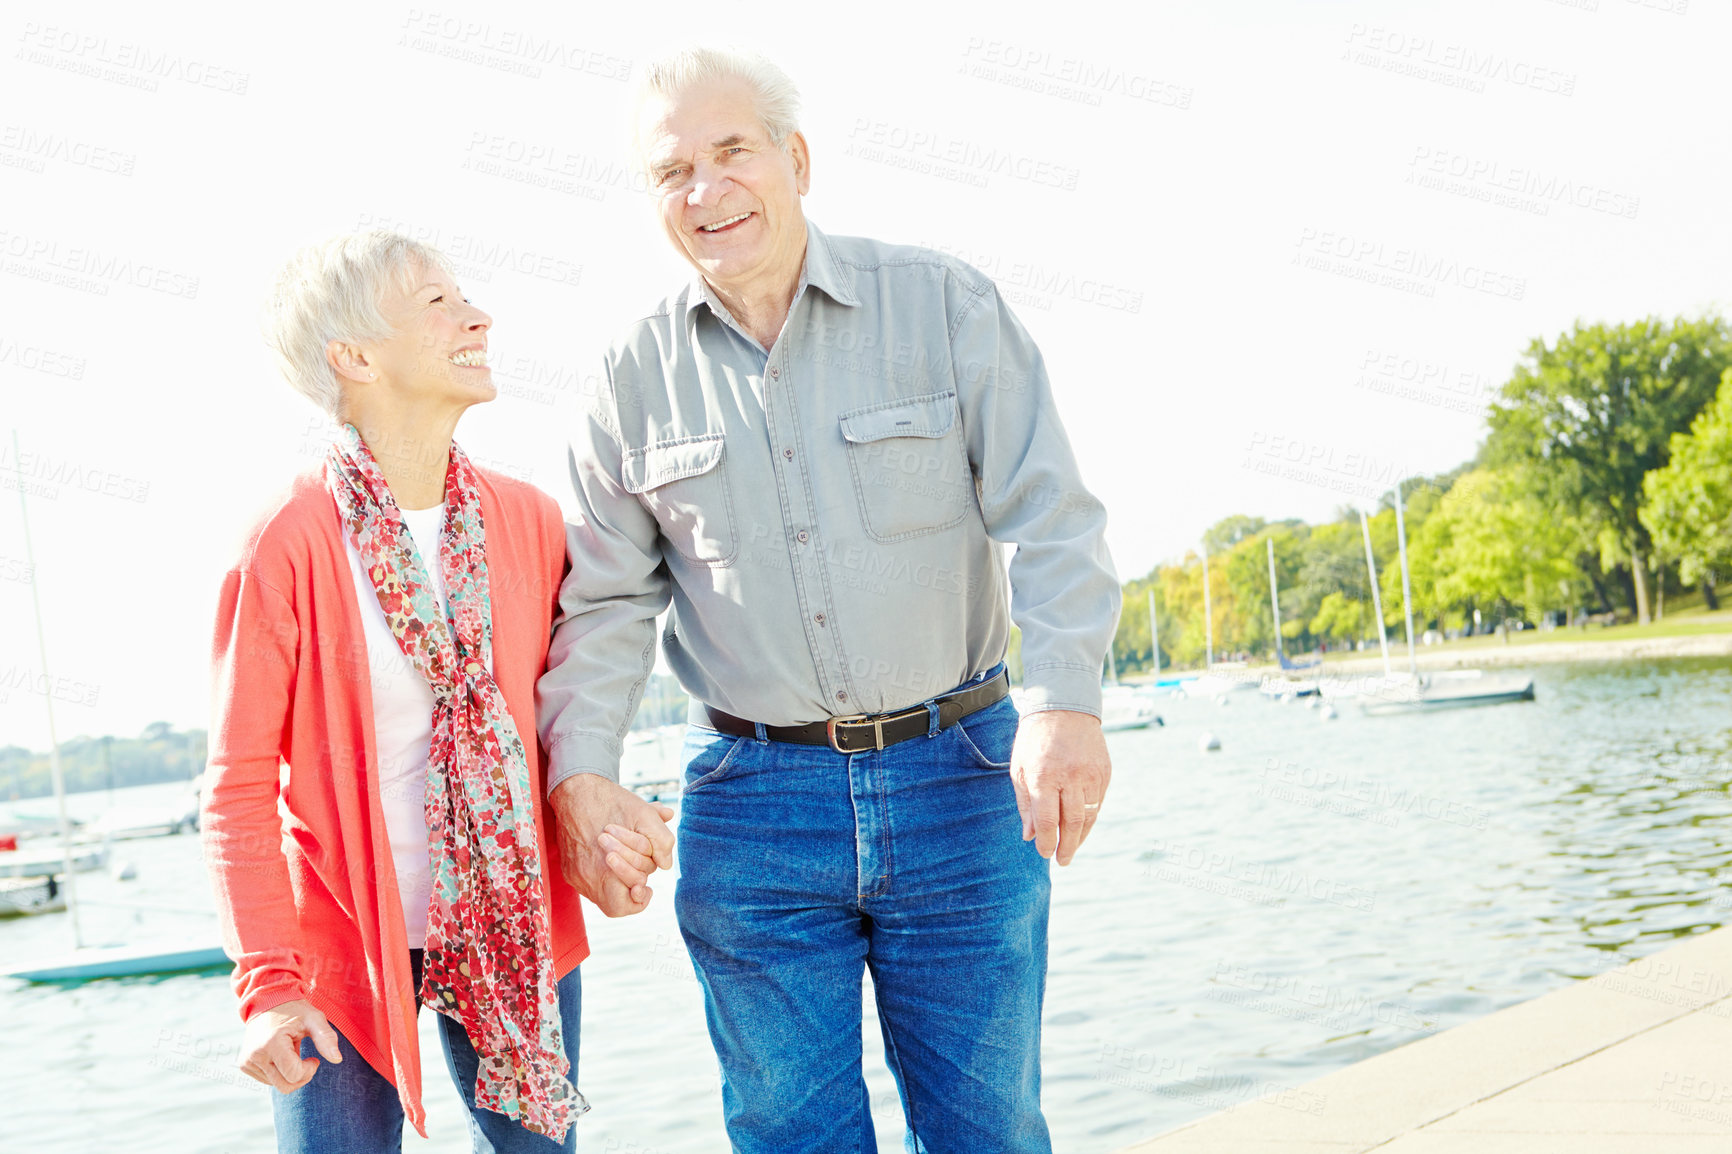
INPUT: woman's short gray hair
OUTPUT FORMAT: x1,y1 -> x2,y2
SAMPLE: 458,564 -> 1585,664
633,46 -> 802,158
263,231 -> 453,417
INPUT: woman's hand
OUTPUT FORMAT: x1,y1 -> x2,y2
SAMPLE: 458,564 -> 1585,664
550,773 -> 676,916
239,999 -> 343,1092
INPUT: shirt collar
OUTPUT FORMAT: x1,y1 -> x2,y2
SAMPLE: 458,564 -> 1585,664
681,218 -> 861,321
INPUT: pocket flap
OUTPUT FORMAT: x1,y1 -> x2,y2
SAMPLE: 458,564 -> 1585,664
621,435 -> 725,494
838,390 -> 958,445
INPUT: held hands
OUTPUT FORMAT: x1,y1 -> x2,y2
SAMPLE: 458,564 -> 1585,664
550,772 -> 676,916
239,999 -> 341,1093
1010,708 -> 1112,866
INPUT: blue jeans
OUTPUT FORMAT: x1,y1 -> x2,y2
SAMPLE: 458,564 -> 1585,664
675,687 -> 1052,1154
272,951 -> 584,1153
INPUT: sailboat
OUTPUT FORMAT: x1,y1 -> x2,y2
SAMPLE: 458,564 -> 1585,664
1259,537 -> 1322,699
1313,511 -> 1412,704
3,432 -> 228,983
1357,481 -> 1535,716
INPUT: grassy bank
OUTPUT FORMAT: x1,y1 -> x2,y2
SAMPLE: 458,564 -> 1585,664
1117,606 -> 1732,681
1315,605 -> 1732,666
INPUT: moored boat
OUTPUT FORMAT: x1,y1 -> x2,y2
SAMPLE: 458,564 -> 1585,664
0,875 -> 67,918
1100,685 -> 1164,731
1360,670 -> 1537,716
0,843 -> 108,879
6,941 -> 232,983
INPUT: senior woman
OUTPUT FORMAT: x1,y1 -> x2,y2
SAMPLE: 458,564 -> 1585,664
202,231 -> 658,1152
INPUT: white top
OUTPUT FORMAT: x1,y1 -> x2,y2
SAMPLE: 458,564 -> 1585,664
341,503 -> 454,949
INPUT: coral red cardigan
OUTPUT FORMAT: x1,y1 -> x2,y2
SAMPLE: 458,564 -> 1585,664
202,465 -> 587,1137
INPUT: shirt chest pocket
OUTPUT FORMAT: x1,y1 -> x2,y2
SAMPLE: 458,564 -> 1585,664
838,390 -> 973,543
621,434 -> 737,565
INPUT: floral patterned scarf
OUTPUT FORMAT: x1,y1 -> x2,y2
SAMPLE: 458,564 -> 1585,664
325,423 -> 582,1139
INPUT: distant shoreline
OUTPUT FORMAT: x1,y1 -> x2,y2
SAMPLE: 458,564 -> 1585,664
1316,630 -> 1732,674
1125,630 -> 1732,682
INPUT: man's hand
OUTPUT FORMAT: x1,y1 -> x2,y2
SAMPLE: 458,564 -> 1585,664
239,999 -> 341,1093
550,772 -> 675,916
1009,709 -> 1111,866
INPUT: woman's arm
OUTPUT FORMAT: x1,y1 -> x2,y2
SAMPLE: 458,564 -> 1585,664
201,567 -> 310,1020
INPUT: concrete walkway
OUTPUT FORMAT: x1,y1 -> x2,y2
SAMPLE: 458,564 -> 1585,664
1118,926 -> 1732,1152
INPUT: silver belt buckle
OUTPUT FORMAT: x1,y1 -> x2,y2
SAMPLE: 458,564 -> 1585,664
825,713 -> 880,754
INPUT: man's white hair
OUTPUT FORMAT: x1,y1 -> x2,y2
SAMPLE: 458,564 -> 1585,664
263,231 -> 453,417
633,46 -> 802,161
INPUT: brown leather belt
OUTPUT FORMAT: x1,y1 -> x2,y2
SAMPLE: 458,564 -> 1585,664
702,669 -> 1011,755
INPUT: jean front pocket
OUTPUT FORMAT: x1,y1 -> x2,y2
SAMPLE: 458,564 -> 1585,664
839,390 -> 973,543
680,728 -> 748,796
953,696 -> 1020,771
622,434 -> 737,565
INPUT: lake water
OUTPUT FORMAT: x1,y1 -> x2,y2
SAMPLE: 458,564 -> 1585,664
5,657 -> 1731,1152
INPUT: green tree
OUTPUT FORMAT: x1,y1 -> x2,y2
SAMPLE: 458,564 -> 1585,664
1,725 -> 209,800
1150,553 -> 1217,668
1202,514 -> 1267,556
1309,592 -> 1364,645
1112,575 -> 1160,673
1642,368 -> 1732,608
1485,315 -> 1732,623
1294,517 -> 1371,640
1220,523 -> 1308,657
1411,467 -> 1587,625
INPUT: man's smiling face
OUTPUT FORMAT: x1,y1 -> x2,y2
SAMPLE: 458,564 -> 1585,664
640,77 -> 811,301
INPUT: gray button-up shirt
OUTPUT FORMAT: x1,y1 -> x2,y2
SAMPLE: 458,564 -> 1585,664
539,220 -> 1119,786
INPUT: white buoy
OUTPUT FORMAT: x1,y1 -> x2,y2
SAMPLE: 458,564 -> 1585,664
1215,694 -> 1229,706
1198,732 -> 1221,752
111,860 -> 138,881
1320,705 -> 1338,721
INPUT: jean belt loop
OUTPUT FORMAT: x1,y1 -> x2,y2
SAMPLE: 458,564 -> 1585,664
753,721 -> 769,744
925,700 -> 941,737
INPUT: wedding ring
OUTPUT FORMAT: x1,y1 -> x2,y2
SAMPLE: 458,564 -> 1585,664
1082,802 -> 1101,811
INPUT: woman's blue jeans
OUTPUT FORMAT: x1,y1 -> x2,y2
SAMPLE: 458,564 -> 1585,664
675,689 -> 1053,1153
271,951 -> 583,1153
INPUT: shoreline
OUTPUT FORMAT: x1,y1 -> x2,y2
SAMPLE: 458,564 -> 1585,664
1128,630 -> 1732,682
1315,629 -> 1732,674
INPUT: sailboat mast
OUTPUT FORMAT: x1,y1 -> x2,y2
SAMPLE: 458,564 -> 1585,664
12,431 -> 83,948
1201,543 -> 1213,669
1359,508 -> 1393,679
1394,480 -> 1418,677
1267,536 -> 1284,662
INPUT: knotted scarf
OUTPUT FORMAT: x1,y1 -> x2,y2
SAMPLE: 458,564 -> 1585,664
325,423 -> 582,1138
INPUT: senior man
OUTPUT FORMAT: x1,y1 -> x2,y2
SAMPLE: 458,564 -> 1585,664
539,47 -> 1120,1153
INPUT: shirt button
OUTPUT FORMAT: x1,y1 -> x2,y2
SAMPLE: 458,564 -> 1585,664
796,530 -> 809,543
770,367 -> 780,379
814,613 -> 826,625
836,691 -> 848,703
783,448 -> 794,460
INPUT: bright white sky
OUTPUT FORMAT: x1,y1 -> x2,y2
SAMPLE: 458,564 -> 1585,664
2,0 -> 1724,748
